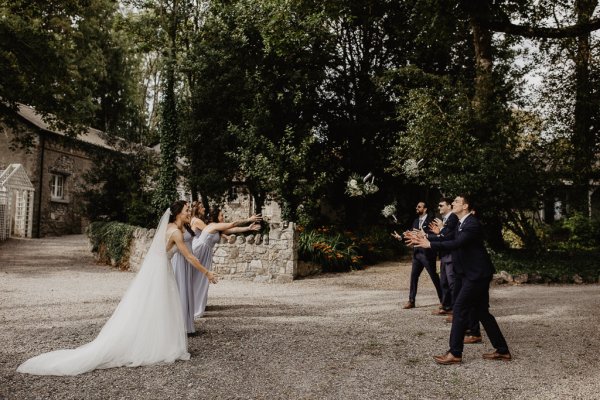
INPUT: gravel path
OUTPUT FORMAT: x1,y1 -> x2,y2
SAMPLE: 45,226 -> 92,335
1,235 -> 599,400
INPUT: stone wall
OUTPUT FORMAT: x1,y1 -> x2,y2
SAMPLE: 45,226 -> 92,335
123,222 -> 298,282
127,227 -> 157,272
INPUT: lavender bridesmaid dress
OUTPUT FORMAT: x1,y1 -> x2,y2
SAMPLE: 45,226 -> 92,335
171,230 -> 195,334
191,230 -> 221,318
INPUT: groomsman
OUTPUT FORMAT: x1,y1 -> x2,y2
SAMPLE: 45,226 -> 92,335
393,201 -> 443,309
409,195 -> 511,364
428,197 -> 458,315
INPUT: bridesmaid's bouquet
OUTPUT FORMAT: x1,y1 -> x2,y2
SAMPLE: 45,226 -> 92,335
345,172 -> 379,197
402,158 -> 423,178
381,202 -> 398,222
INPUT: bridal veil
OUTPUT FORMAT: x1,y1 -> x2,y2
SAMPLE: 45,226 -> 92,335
17,210 -> 190,376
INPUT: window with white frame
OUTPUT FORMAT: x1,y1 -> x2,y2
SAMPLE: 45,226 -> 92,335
50,174 -> 65,200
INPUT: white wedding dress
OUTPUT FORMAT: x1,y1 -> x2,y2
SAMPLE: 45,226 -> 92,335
17,210 -> 190,376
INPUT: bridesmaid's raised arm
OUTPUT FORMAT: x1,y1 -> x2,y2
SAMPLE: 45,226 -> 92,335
205,214 -> 263,234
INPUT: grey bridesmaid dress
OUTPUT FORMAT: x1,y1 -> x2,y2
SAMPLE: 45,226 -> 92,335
171,229 -> 195,334
191,229 -> 221,318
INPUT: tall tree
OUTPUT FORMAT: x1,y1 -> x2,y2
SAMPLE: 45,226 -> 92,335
153,0 -> 181,212
182,0 -> 333,218
459,0 -> 600,214
0,0 -> 145,139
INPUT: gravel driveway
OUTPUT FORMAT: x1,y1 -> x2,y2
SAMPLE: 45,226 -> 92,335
1,235 -> 599,400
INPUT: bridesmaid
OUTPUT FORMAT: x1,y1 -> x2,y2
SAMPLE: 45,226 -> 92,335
192,206 -> 261,319
170,202 -> 204,336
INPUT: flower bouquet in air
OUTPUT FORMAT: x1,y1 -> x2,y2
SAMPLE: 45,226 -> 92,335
345,172 -> 379,197
381,202 -> 398,223
402,158 -> 423,178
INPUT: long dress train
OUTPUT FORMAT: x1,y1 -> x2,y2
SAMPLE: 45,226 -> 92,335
17,210 -> 190,376
191,230 -> 220,318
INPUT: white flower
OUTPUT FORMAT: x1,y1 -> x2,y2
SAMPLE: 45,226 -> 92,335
381,203 -> 397,218
346,173 -> 378,197
363,182 -> 379,194
402,158 -> 421,178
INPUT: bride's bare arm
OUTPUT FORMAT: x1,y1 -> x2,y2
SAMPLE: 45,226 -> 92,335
169,230 -> 218,284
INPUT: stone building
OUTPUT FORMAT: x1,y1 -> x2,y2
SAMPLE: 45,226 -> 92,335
0,104 -> 120,237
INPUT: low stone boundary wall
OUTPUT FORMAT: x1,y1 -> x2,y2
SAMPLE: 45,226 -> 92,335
110,223 -> 298,282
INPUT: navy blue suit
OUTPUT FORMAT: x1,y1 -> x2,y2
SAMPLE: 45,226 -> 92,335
430,214 -> 509,357
408,215 -> 442,304
429,213 -> 458,310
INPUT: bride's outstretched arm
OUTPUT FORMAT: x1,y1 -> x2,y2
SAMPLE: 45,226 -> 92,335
171,230 -> 218,284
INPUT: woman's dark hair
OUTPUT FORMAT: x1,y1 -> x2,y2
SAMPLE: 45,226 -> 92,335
168,200 -> 196,236
169,200 -> 187,222
207,206 -> 221,224
191,201 -> 206,222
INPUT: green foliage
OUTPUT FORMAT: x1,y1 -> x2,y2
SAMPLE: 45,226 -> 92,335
548,213 -> 600,251
490,249 -> 600,283
82,148 -> 158,228
350,227 -> 407,264
297,225 -> 405,272
0,0 -> 146,141
298,227 -> 362,272
87,221 -> 137,268
152,59 -> 179,214
231,125 -> 331,221
387,72 -> 549,248
182,0 -> 334,213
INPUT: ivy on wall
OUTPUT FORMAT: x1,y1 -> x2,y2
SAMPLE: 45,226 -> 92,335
87,221 -> 136,269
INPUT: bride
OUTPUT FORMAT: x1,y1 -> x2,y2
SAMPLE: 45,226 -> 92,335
17,200 -> 217,376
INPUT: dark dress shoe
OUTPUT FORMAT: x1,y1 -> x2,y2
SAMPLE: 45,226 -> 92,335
482,351 -> 512,361
464,335 -> 483,344
432,309 -> 452,315
433,352 -> 462,365
403,301 -> 415,309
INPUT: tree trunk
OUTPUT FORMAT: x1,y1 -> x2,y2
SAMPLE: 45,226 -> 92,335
469,5 -> 496,141
572,0 -> 598,212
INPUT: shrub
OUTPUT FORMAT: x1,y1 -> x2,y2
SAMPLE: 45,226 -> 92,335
298,227 -> 362,272
297,225 -> 406,272
551,213 -> 600,251
490,248 -> 600,283
87,221 -> 137,269
348,227 -> 406,264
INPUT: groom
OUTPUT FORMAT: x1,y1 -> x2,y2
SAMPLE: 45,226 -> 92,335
408,195 -> 511,364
